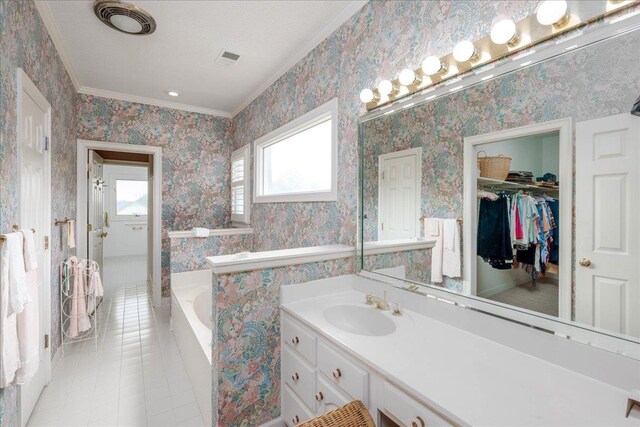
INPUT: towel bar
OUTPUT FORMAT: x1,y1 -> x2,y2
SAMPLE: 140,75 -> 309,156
0,225 -> 36,241
419,216 -> 463,224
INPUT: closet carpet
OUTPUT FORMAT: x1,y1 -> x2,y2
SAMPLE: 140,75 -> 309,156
488,279 -> 559,317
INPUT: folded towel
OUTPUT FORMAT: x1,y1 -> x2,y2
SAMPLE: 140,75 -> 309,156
193,227 -> 209,238
67,220 -> 75,249
21,229 -> 37,272
425,218 -> 439,237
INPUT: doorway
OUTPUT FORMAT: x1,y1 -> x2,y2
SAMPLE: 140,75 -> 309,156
378,147 -> 422,240
76,140 -> 162,307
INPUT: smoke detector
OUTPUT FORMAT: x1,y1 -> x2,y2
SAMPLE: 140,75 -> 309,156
93,0 -> 156,35
215,49 -> 241,66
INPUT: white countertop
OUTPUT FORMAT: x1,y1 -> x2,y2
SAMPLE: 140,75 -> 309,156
206,244 -> 354,274
281,277 -> 639,426
362,237 -> 436,255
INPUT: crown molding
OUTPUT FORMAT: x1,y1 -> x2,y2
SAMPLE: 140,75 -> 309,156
34,0 -> 81,90
230,0 -> 368,117
77,87 -> 234,118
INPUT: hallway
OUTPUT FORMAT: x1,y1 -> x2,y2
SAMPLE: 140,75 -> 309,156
27,281 -> 205,427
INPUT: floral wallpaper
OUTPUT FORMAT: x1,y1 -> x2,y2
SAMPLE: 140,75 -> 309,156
0,1 -> 76,424
212,257 -> 355,426
231,0 -> 538,253
76,94 -> 234,297
169,233 -> 254,274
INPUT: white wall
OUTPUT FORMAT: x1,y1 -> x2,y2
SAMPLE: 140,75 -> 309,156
477,132 -> 559,296
103,163 -> 148,258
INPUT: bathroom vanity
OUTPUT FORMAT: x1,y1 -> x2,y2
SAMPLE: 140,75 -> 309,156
281,274 -> 640,426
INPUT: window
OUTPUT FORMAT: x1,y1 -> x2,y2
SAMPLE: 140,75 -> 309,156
231,145 -> 250,225
254,98 -> 337,203
116,179 -> 148,216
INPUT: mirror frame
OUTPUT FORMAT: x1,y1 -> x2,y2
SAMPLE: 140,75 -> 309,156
356,15 -> 640,359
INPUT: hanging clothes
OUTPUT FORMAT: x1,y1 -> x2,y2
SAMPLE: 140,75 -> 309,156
477,195 -> 513,269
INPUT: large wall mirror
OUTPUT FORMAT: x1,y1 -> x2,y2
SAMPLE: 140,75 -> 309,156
358,23 -> 640,357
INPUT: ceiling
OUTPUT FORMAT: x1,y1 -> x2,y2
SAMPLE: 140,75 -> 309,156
38,1 -> 366,117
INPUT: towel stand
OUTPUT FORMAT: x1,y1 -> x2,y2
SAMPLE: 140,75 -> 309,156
0,225 -> 36,242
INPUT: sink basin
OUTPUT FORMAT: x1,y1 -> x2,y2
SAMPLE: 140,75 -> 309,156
323,305 -> 396,336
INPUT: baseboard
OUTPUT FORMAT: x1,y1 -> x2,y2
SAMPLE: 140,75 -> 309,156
259,417 -> 285,427
51,346 -> 62,378
161,296 -> 171,307
478,277 -> 531,298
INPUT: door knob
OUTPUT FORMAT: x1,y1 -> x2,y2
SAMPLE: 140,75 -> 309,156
579,258 -> 591,267
99,232 -> 108,238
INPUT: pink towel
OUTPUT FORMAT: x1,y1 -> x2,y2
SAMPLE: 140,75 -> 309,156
15,269 -> 39,384
68,257 -> 91,337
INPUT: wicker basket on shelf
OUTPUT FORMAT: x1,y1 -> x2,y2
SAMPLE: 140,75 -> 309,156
297,400 -> 375,427
477,151 -> 511,180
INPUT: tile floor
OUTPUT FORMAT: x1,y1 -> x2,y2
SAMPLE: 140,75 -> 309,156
27,280 -> 206,427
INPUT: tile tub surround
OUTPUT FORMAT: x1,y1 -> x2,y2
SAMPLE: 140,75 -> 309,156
207,246 -> 356,426
168,228 -> 254,275
281,274 -> 640,425
0,0 -> 77,423
76,94 -> 234,297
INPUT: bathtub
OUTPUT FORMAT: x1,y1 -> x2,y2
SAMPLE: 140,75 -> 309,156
171,270 -> 212,423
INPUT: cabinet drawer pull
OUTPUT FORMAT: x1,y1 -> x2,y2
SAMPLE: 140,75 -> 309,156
332,368 -> 342,379
315,391 -> 324,401
292,415 -> 300,424
291,372 -> 299,381
291,336 -> 299,345
411,416 -> 425,427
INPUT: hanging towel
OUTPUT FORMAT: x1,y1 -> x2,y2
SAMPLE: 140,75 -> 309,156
67,220 -> 76,249
428,219 -> 444,283
3,233 -> 29,314
0,234 -> 21,388
442,219 -> 461,278
68,257 -> 91,337
193,227 -> 209,238
86,260 -> 103,314
15,268 -> 39,384
424,218 -> 439,237
21,229 -> 37,272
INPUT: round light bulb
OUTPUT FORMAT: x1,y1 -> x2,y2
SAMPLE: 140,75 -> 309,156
398,68 -> 418,86
421,56 -> 446,76
490,19 -> 518,45
536,0 -> 568,26
359,88 -> 375,103
167,90 -> 179,97
378,79 -> 396,96
453,40 -> 477,62
110,15 -> 143,34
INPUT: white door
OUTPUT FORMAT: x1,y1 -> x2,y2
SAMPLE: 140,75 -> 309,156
575,113 -> 640,338
88,150 -> 106,272
378,148 -> 421,240
17,69 -> 51,427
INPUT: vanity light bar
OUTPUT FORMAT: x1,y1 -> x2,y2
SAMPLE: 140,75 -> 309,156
360,0 -> 639,110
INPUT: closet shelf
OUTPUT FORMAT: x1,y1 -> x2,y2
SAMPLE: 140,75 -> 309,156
477,177 -> 559,194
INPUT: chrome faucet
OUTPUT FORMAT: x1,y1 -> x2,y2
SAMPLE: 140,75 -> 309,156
365,291 -> 390,311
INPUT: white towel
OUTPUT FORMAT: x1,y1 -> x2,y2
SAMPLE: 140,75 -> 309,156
0,234 -> 22,387
428,219 -> 444,283
442,220 -> 461,279
21,229 -> 37,272
425,218 -> 439,237
2,233 -> 29,314
67,220 -> 76,249
193,227 -> 209,238
15,269 -> 39,384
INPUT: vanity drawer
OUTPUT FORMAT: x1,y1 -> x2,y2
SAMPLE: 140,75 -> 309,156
282,346 -> 316,412
283,384 -> 314,426
283,315 -> 316,364
383,381 -> 453,427
315,374 -> 352,416
317,340 -> 369,406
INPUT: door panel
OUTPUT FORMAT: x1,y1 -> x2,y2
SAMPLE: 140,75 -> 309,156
18,77 -> 51,427
88,151 -> 105,272
576,113 -> 639,338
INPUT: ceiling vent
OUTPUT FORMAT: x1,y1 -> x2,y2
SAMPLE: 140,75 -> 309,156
93,0 -> 156,35
215,50 -> 241,66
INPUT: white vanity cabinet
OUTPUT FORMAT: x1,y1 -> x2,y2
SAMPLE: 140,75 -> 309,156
281,312 -> 455,426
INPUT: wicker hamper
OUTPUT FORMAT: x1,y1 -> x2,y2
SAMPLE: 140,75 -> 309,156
477,151 -> 511,181
297,400 -> 375,427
